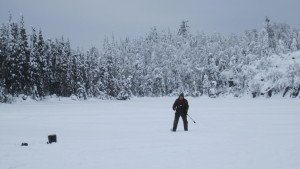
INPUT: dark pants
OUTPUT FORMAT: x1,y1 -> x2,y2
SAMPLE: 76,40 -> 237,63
173,112 -> 188,131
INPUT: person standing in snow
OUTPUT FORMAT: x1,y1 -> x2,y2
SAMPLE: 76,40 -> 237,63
172,93 -> 189,131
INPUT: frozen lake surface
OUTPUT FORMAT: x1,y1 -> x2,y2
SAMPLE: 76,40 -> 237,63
1,97 -> 299,169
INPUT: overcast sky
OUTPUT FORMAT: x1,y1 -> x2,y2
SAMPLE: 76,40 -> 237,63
1,0 -> 300,49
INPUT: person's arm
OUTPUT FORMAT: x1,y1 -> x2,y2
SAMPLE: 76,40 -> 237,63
185,100 -> 189,113
172,100 -> 177,111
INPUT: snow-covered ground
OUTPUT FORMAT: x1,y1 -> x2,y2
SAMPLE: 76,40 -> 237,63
1,97 -> 300,169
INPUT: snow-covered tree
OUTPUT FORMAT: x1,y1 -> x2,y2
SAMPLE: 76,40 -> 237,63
1,15 -> 300,102
178,20 -> 189,37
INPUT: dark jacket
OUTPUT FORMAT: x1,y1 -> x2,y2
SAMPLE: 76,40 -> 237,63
173,98 -> 189,114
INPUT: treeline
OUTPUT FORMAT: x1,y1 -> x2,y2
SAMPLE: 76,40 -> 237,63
0,16 -> 300,102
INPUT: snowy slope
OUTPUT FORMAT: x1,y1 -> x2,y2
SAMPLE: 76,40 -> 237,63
0,97 -> 300,169
243,51 -> 300,96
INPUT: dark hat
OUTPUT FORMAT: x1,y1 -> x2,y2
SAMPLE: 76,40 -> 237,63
179,93 -> 184,97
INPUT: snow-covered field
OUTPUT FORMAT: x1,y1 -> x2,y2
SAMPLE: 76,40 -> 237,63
1,97 -> 300,169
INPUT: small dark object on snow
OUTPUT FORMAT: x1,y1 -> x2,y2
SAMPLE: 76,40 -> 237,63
21,142 -> 28,146
47,134 -> 57,144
